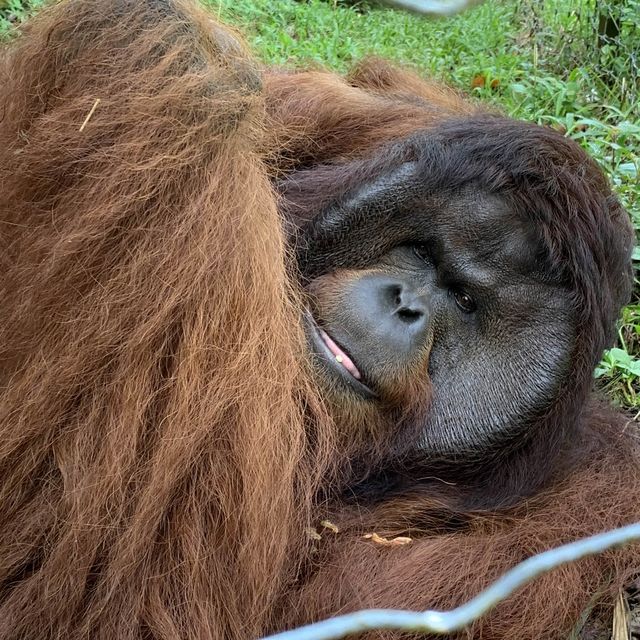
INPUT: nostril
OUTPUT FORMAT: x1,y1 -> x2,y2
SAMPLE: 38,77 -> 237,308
396,307 -> 424,324
380,282 -> 429,323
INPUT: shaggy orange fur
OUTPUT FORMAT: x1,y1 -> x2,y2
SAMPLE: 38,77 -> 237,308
279,410 -> 640,639
0,1 -> 638,639
0,2 -> 335,637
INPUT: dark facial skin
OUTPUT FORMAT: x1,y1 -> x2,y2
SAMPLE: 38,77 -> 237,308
302,174 -> 575,457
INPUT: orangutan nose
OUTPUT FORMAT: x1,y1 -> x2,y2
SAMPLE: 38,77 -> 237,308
347,274 -> 431,356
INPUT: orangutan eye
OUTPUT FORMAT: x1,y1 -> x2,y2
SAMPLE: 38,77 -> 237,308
412,243 -> 433,265
450,288 -> 476,313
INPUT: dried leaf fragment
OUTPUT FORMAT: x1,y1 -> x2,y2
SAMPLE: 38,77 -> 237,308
612,588 -> 630,640
320,520 -> 339,534
471,74 -> 486,89
363,532 -> 412,546
306,527 -> 322,541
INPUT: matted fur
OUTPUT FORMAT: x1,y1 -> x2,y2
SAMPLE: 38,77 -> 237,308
278,409 -> 640,639
0,1 -> 638,640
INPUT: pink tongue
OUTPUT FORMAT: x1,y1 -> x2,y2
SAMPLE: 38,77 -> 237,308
318,329 -> 362,380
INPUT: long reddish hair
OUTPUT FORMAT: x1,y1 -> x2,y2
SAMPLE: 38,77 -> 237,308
0,2 -> 335,638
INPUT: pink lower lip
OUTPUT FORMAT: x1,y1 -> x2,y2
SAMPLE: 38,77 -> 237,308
318,329 -> 362,380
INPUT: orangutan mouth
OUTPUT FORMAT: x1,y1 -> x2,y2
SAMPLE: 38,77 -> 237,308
304,313 -> 376,399
317,327 -> 362,380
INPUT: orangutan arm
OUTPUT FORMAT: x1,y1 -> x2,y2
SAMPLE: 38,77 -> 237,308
0,3 -> 325,638
282,430 -> 640,640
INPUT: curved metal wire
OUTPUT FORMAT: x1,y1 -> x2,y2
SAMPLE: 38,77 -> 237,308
262,521 -> 640,640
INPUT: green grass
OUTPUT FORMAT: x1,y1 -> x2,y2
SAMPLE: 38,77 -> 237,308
0,0 -> 44,27
2,0 -> 639,411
